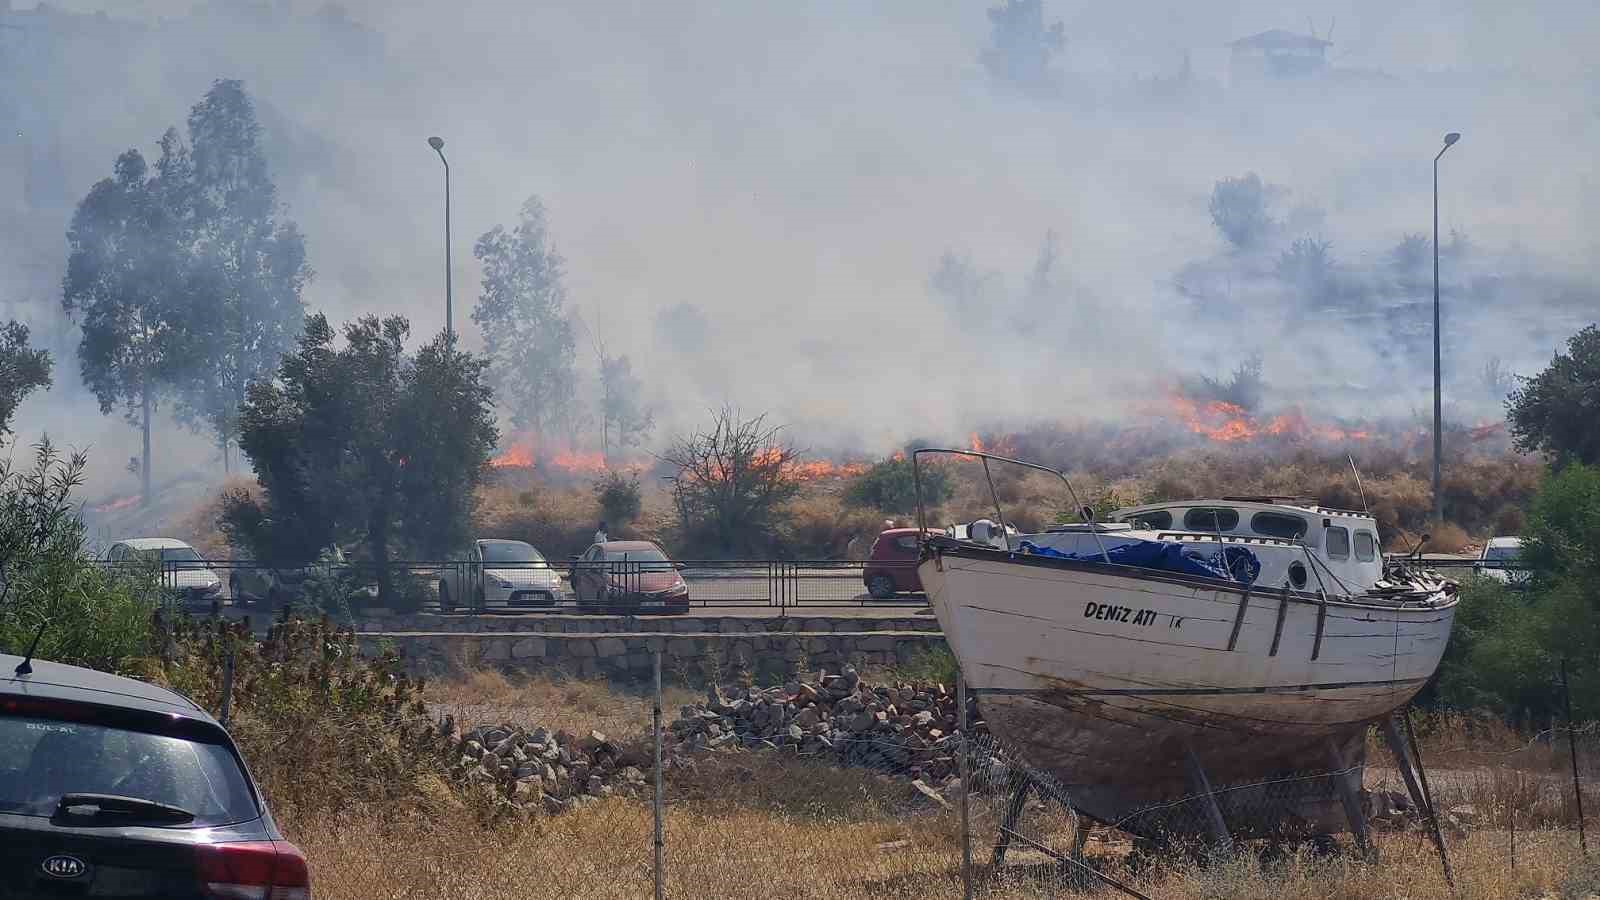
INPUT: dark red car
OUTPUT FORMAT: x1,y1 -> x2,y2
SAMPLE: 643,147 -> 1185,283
569,540 -> 690,614
863,528 -> 924,599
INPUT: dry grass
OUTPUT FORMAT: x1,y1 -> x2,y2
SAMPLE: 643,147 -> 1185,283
286,798 -> 1586,899
427,668 -> 699,740
299,673 -> 1592,900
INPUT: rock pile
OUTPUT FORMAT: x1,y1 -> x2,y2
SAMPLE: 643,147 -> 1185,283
669,665 -> 988,784
439,715 -> 651,814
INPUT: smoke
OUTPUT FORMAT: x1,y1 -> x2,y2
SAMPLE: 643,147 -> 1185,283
4,0 -> 1599,500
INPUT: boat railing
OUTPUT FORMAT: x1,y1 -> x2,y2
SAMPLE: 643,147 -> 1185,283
1153,531 -> 1303,548
911,448 -> 1113,564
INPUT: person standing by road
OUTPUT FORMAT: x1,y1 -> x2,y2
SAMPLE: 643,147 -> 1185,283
594,521 -> 609,544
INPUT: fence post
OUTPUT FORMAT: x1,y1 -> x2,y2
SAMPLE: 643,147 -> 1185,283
1563,658 -> 1588,855
653,647 -> 666,900
958,676 -> 973,900
219,643 -> 235,728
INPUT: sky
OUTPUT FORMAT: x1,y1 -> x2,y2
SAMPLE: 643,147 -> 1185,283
3,0 -> 1597,496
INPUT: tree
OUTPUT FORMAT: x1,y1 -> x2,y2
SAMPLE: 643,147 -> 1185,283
175,80 -> 312,472
1208,173 -> 1276,251
1276,236 -> 1337,305
598,352 -> 654,461
661,407 -> 804,556
471,196 -> 578,435
224,315 -> 497,606
0,322 -> 52,442
62,139 -> 197,504
980,0 -> 1065,97
845,457 -> 952,513
593,470 -> 643,526
1507,325 -> 1600,468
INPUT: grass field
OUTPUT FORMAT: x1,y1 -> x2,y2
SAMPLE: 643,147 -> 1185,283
276,670 -> 1597,900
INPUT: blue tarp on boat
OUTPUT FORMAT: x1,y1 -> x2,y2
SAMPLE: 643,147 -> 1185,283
1018,539 -> 1261,584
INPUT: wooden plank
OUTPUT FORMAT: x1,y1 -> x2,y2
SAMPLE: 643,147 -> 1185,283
1269,585 -> 1290,657
1226,586 -> 1252,651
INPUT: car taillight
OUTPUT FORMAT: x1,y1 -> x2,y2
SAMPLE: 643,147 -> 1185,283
197,840 -> 311,900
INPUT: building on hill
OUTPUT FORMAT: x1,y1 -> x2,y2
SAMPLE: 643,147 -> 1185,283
1227,29 -> 1331,82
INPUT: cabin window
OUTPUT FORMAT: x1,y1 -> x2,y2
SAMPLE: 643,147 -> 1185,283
1288,560 -> 1308,588
1250,512 -> 1308,540
1326,526 -> 1351,560
1183,507 -> 1239,532
1354,530 -> 1377,562
1131,510 -> 1172,530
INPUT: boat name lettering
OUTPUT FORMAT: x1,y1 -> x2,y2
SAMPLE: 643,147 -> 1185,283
1082,602 -> 1159,627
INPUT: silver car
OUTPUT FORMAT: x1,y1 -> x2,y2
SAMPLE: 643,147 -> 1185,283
437,539 -> 564,611
105,538 -> 222,602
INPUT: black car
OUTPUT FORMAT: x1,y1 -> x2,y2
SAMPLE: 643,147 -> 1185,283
0,653 -> 310,898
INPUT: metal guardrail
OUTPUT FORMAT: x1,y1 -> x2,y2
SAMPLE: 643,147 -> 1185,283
104,558 -> 927,614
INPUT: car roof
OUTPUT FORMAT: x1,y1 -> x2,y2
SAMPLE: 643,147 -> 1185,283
598,540 -> 662,552
479,538 -> 534,546
0,653 -> 214,723
115,537 -> 194,550
879,528 -> 922,536
1487,536 -> 1523,547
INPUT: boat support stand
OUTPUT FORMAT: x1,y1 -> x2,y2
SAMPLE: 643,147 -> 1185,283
991,766 -> 1088,869
1184,743 -> 1236,856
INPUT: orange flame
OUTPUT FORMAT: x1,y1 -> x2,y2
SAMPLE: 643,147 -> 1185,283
1167,394 -> 1373,444
490,434 -> 617,477
90,494 -> 141,514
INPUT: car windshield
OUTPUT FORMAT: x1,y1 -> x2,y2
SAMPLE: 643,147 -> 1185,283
0,713 -> 258,827
602,547 -> 674,571
482,542 -> 544,564
1485,545 -> 1521,562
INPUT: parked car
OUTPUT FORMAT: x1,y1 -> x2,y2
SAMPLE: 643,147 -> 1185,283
437,539 -> 564,612
863,528 -> 927,599
229,544 -> 349,609
105,538 -> 222,603
1,652 -> 312,898
1476,536 -> 1530,587
569,541 -> 690,614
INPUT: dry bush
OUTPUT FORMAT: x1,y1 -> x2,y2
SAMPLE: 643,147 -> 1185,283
172,475 -> 259,558
474,481 -> 600,559
780,490 -> 888,559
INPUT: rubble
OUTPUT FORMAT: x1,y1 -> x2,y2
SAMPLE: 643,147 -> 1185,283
436,666 -> 991,817
667,666 -> 988,785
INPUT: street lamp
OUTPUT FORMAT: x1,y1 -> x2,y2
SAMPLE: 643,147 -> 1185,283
427,136 -> 452,342
1432,131 -> 1460,526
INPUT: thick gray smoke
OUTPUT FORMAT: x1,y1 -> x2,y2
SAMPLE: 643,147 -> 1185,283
3,0 -> 1597,500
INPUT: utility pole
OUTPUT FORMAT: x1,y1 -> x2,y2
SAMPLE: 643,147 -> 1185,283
428,136 -> 453,342
1432,131 -> 1460,525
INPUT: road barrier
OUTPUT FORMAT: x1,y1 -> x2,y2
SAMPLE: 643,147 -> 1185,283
115,557 -> 927,614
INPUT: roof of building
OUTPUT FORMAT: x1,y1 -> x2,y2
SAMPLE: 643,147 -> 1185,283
1228,29 -> 1332,51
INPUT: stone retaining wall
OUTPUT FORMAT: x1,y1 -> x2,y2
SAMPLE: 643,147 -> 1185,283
362,630 -> 947,681
350,613 -> 937,635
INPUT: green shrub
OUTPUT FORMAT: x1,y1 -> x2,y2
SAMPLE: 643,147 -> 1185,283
593,470 -> 643,525
0,440 -> 162,673
153,615 -> 446,823
844,457 -> 951,513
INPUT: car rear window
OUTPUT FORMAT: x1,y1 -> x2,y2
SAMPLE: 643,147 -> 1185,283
0,712 -> 258,827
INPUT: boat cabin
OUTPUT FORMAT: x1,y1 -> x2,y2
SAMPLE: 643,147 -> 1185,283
1108,498 -> 1383,592
1017,497 -> 1384,595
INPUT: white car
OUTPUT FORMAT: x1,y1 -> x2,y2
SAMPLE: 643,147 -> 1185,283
105,537 -> 223,602
437,539 -> 564,611
1475,536 -> 1530,587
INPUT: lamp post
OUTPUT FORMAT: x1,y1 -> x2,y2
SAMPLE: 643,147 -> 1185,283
1432,131 -> 1460,526
428,136 -> 452,341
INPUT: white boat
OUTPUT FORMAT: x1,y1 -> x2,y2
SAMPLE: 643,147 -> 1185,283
914,451 -> 1458,840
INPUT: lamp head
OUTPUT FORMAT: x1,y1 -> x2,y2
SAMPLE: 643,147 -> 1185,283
427,136 -> 445,151
1443,132 -> 1460,147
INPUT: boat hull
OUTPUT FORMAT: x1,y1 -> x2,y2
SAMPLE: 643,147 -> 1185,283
921,546 -> 1457,837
